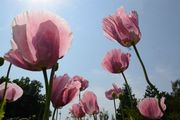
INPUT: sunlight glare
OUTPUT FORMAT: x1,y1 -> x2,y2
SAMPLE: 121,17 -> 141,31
30,0 -> 56,4
17,0 -> 68,9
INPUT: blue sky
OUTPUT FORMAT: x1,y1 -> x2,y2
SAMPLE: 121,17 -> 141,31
0,0 -> 180,119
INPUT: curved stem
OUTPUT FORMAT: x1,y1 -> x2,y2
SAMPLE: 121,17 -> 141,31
121,72 -> 133,108
132,44 -> 154,90
113,99 -> 117,120
52,108 -> 57,120
2,63 -> 12,100
42,69 -> 49,120
132,44 -> 164,113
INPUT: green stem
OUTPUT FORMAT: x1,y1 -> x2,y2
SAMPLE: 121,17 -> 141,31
42,68 -> 49,120
93,114 -> 97,120
132,44 -> 164,113
6,63 -> 12,78
42,69 -> 49,96
132,44 -> 155,91
0,99 -> 6,110
56,109 -> 58,120
121,72 -> 133,108
0,63 -> 12,119
113,99 -> 117,120
49,65 -> 56,113
79,92 -> 81,102
49,65 -> 56,88
2,63 -> 12,100
52,108 -> 57,120
42,65 -> 57,120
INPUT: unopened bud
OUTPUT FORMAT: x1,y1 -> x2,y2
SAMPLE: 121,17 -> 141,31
0,57 -> 4,66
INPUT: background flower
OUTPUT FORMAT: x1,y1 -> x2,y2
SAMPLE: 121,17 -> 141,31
105,83 -> 122,100
72,75 -> 89,91
51,74 -> 81,108
70,103 -> 85,118
80,91 -> 99,115
102,48 -> 130,74
0,82 -> 23,102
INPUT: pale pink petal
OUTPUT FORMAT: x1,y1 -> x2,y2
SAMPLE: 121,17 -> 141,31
4,50 -> 31,70
12,13 -> 36,63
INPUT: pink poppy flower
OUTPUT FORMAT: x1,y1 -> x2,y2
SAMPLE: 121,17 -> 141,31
0,82 -> 23,102
72,75 -> 89,91
137,97 -> 166,119
51,74 -> 81,108
4,11 -> 72,71
105,83 -> 122,100
80,91 -> 99,115
103,7 -> 141,47
70,103 -> 85,118
102,48 -> 130,74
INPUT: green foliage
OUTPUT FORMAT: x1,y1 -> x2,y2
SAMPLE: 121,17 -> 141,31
3,77 -> 46,120
171,80 -> 180,98
144,85 -> 156,98
116,83 -> 140,120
